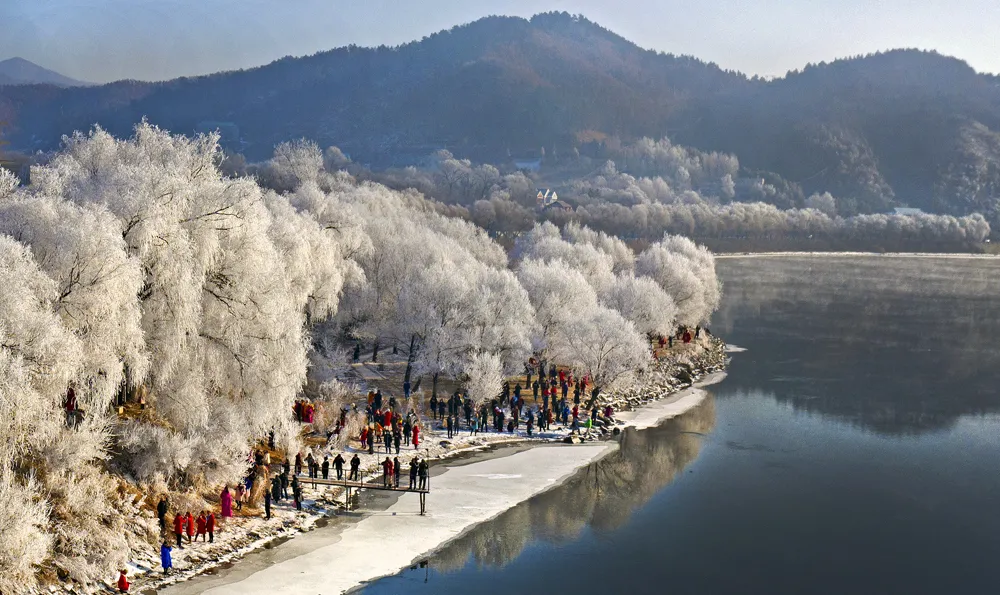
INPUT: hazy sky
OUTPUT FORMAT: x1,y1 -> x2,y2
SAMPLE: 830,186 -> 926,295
3,0 -> 998,84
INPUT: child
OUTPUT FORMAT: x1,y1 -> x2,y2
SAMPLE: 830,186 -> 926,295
117,569 -> 129,593
160,541 -> 173,575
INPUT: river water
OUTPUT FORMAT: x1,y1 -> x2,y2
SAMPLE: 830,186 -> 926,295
361,255 -> 1000,595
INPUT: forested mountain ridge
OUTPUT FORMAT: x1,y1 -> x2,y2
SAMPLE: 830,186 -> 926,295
2,12 -> 1000,219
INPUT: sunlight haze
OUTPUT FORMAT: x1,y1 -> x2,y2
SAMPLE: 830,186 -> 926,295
2,0 -> 999,83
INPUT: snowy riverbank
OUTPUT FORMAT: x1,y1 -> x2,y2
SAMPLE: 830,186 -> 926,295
95,340 -> 728,595
153,374 -> 727,595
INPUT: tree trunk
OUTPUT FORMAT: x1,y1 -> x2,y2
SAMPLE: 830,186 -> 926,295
584,386 -> 602,410
403,334 -> 417,384
432,372 -> 440,400
371,339 -> 380,363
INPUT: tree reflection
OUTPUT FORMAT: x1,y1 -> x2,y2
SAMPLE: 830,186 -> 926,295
432,397 -> 716,571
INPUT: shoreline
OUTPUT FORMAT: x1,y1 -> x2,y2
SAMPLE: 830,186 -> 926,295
161,374 -> 727,595
119,340 -> 729,594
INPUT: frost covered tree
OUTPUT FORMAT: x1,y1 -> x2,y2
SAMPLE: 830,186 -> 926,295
516,257 -> 599,357
513,222 -> 616,291
464,352 -> 505,406
551,306 -> 651,406
636,235 -> 721,326
600,273 -> 678,337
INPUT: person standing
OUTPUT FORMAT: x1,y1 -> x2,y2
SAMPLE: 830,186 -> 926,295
272,475 -> 282,503
322,456 -> 330,480
384,429 -> 392,454
292,476 -> 302,511
412,424 -> 420,449
220,486 -> 233,520
264,486 -> 272,520
393,456 -> 401,487
446,415 -> 453,439
64,386 -> 77,428
280,470 -> 289,500
184,511 -> 194,544
173,512 -> 184,549
393,430 -> 401,455
418,459 -> 429,490
403,416 -> 412,445
471,416 -> 479,435
207,511 -> 216,543
157,496 -> 169,532
294,453 -> 303,476
349,454 -> 361,481
195,511 -> 207,542
430,394 -> 438,420
409,458 -> 418,489
160,541 -> 173,575
117,569 -> 129,593
382,457 -> 393,487
334,453 -> 345,480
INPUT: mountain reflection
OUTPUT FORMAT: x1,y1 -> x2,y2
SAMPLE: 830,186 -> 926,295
715,256 -> 1000,434
430,397 -> 716,572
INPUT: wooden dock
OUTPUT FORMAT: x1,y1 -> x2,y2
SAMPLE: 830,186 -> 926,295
283,473 -> 431,514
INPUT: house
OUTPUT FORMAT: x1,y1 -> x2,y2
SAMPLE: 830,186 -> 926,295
893,207 -> 925,216
543,199 -> 573,213
536,188 -> 558,208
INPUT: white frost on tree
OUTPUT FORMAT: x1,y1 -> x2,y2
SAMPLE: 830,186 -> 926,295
636,235 -> 721,326
600,273 -> 678,337
464,352 -> 504,406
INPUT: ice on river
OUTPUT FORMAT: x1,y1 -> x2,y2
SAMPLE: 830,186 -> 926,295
193,442 -> 614,595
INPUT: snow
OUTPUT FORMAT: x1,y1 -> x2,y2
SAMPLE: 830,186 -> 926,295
616,372 -> 726,430
183,443 -> 614,595
160,370 -> 728,595
725,345 -> 748,353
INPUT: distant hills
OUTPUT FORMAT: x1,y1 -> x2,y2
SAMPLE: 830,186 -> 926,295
2,13 -> 1000,219
0,57 -> 88,87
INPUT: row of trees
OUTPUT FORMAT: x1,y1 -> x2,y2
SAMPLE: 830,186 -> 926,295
0,125 -> 719,590
248,138 -> 992,244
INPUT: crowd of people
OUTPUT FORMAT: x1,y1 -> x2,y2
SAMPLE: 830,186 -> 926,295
134,333 -> 700,590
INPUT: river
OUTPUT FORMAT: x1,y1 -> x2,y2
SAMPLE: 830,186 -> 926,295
360,255 -> 1000,595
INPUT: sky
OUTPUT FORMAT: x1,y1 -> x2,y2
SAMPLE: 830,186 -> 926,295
2,0 -> 999,84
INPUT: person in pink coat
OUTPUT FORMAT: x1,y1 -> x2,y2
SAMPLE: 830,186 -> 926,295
220,486 -> 233,518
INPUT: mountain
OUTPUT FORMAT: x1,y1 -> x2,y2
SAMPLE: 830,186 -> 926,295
2,13 -> 1000,219
0,57 -> 88,87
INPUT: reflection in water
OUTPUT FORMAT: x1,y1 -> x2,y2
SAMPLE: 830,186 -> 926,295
715,257 -> 1000,434
430,396 -> 716,572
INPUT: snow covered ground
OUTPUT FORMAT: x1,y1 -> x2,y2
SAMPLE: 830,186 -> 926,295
164,443 -> 613,595
160,372 -> 726,595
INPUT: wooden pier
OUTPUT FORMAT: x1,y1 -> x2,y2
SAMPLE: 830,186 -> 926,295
283,473 -> 431,514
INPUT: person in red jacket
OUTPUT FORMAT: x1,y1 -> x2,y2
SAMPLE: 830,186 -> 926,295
185,511 -> 194,543
382,457 -> 394,487
196,511 -> 207,542
207,511 -> 216,543
173,512 -> 184,549
412,424 -> 420,448
383,409 -> 392,429
117,569 -> 129,592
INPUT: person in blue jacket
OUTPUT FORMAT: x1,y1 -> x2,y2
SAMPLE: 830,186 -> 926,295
160,541 -> 173,575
